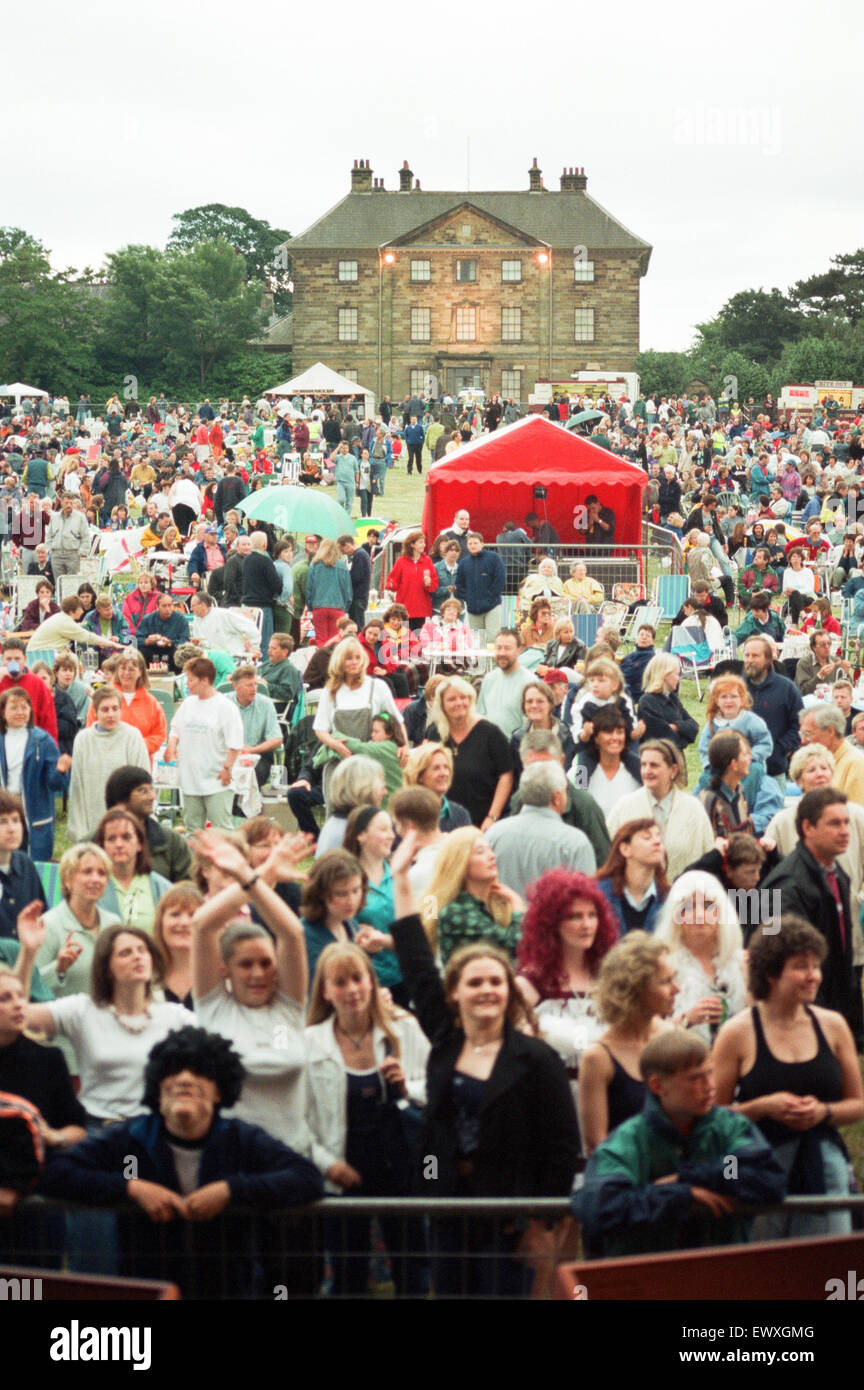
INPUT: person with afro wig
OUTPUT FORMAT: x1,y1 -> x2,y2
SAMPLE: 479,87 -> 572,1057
41,1026 -> 324,1298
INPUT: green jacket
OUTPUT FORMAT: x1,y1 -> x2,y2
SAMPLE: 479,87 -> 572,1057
312,736 -> 403,802
573,1095 -> 786,1257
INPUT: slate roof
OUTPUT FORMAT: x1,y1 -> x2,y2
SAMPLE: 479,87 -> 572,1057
286,190 -> 651,268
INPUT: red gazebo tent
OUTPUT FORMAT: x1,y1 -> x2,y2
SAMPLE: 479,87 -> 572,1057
422,414 -> 648,549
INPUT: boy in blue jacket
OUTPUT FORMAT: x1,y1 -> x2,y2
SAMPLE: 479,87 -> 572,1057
573,1031 -> 785,1257
41,1026 -> 324,1297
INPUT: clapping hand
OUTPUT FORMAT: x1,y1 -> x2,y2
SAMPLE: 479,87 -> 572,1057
264,832 -> 313,883
191,831 -> 251,884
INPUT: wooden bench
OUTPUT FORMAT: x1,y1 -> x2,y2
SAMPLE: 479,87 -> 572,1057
553,1230 -> 864,1300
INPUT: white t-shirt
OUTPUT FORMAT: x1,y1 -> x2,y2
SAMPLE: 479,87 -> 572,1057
313,677 -> 402,736
47,994 -> 190,1119
4,728 -> 28,794
407,840 -> 448,901
195,986 -> 310,1153
587,762 -> 641,819
169,692 -> 244,796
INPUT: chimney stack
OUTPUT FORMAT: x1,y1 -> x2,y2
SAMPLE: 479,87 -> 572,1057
529,157 -> 543,192
560,165 -> 587,191
372,177 -> 385,192
399,160 -> 413,193
351,158 -> 373,192
413,178 -> 421,192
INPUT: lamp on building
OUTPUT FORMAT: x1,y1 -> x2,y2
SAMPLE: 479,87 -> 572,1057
382,251 -> 396,265
536,248 -> 553,376
378,246 -> 396,401
536,251 -> 549,265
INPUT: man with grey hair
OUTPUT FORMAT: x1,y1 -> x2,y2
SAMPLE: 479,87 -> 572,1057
799,704 -> 864,807
486,760 -> 595,897
241,530 -> 282,647
794,630 -> 851,697
510,729 -> 610,862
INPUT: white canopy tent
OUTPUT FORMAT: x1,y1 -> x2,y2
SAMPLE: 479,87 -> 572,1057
0,382 -> 50,405
266,363 -> 375,420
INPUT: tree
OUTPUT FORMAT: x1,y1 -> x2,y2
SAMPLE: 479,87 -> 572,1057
694,288 -> 804,365
151,239 -> 267,389
96,245 -> 165,387
791,249 -> 864,326
168,205 -> 292,311
714,351 -> 768,406
771,334 -> 864,392
634,350 -> 691,398
0,226 -> 101,387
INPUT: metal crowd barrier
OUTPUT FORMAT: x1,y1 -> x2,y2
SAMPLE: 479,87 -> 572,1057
2,1193 -> 860,1302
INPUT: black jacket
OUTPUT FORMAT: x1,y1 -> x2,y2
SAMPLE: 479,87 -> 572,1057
346,545 -> 371,605
222,552 -> 246,607
241,549 -> 282,607
213,475 -> 246,524
762,844 -> 856,1019
542,636 -> 586,670
637,689 -> 699,750
744,668 -> 803,775
392,914 -> 579,1197
54,688 -> 80,757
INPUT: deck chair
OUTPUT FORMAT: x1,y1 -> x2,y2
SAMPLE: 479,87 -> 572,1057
623,603 -> 662,645
574,612 -> 602,649
598,600 -> 628,635
670,624 -> 718,700
652,573 -> 690,620
34,861 -> 64,911
612,582 -> 646,608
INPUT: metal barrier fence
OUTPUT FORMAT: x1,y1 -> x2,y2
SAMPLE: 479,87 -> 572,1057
375,524 -> 683,608
2,1193 -> 859,1301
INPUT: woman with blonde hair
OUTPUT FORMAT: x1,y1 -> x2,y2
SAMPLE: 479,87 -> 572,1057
606,739 -> 715,879
429,675 -> 514,829
314,638 -> 404,770
305,942 -> 429,1295
306,537 -> 352,646
422,824 -> 524,964
403,741 -> 472,831
578,932 -> 679,1155
36,843 -> 119,1002
654,870 -> 747,1044
637,652 -> 698,751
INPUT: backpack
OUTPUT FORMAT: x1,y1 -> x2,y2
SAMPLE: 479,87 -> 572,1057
0,1092 -> 44,1193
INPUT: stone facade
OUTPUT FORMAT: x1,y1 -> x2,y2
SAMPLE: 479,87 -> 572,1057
285,161 -> 651,403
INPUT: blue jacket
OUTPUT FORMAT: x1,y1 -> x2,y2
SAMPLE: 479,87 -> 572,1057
40,1110 -> 325,1298
744,668 -> 803,775
455,549 -> 506,615
83,607 -> 131,646
306,560 -> 352,612
404,422 -> 425,447
135,609 -> 191,648
0,727 -> 68,861
0,849 -> 45,939
188,539 -> 226,582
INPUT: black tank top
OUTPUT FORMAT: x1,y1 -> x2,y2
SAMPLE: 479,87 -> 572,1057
601,1043 -> 646,1133
737,1005 -> 844,1146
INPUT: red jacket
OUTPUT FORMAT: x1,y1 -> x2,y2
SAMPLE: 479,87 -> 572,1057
0,672 -> 58,741
385,555 -> 438,619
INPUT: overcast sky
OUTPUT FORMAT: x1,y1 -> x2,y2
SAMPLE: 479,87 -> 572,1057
4,0 -> 860,353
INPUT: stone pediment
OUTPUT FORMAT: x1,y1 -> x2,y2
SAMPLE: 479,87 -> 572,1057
386,202 -> 543,250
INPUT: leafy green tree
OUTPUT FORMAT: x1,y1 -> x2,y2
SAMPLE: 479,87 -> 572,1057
771,334 -> 864,391
0,227 -> 101,387
714,351 -> 768,406
96,244 -> 165,388
633,350 -> 691,398
168,205 -> 292,311
791,250 -> 864,326
694,288 -> 804,365
151,239 -> 267,389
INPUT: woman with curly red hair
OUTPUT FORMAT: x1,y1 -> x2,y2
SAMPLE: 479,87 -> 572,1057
516,870 -> 619,1109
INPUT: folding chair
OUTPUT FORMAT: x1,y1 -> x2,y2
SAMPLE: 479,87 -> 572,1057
652,573 -> 690,620
574,612 -> 602,649
612,582 -> 646,608
623,603 -> 662,646
598,600 -> 628,635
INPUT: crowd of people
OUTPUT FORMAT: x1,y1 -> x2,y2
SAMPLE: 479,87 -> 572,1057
0,383 -> 864,1299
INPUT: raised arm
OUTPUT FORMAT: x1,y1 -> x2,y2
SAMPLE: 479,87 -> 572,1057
16,902 -> 57,1037
389,831 -> 451,1043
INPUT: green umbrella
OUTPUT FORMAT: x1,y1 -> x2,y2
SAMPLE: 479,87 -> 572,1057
237,486 -> 353,536
570,409 -> 604,424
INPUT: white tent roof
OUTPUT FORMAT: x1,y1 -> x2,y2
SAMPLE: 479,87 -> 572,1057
266,362 -> 374,399
0,382 -> 50,399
